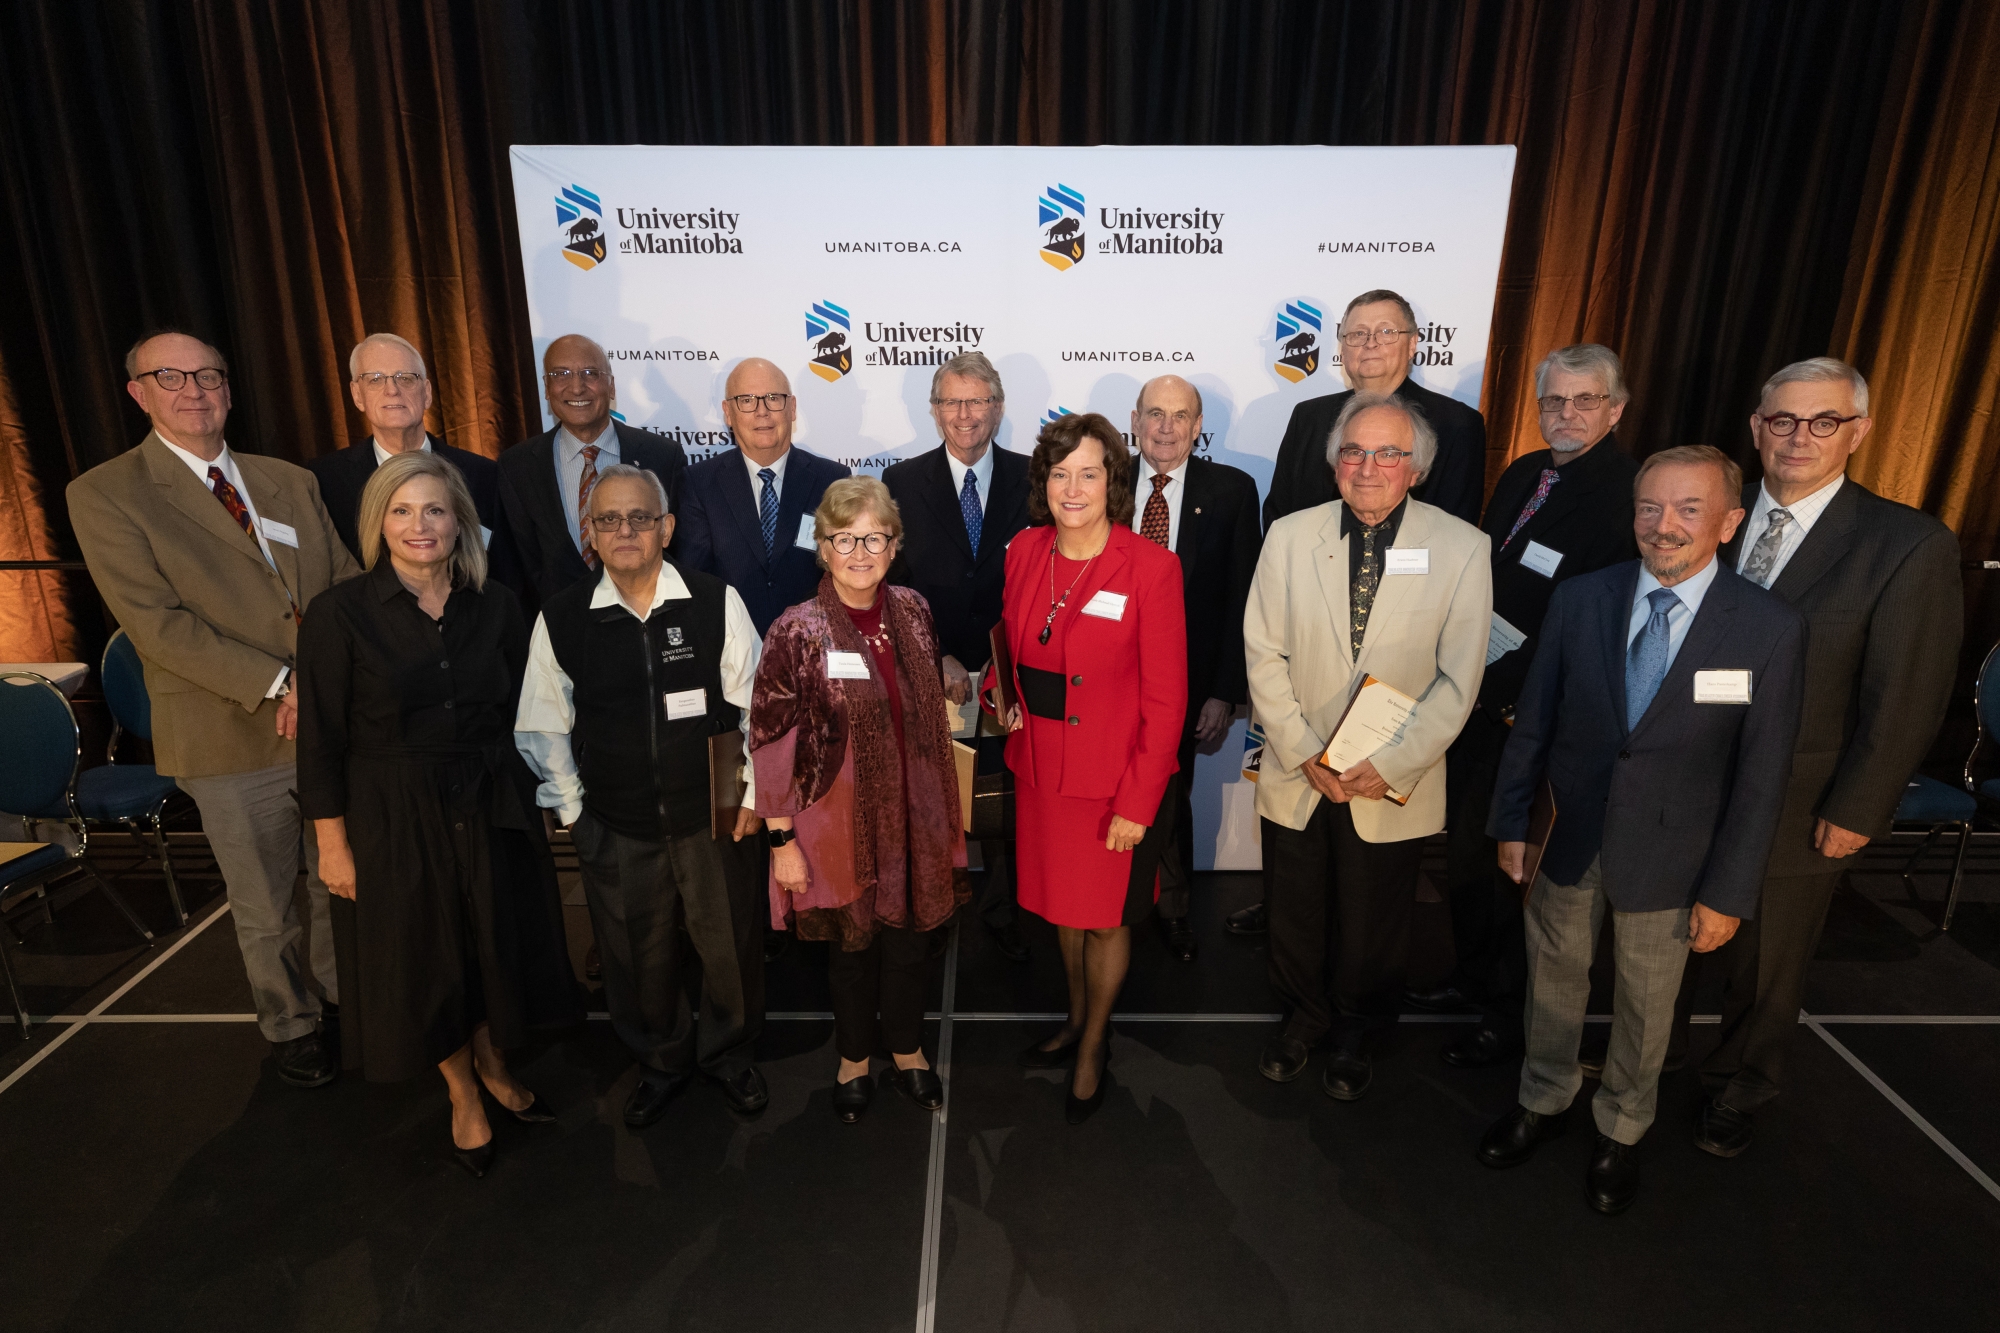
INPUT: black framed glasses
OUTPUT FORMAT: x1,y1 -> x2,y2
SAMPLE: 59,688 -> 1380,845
357,371 -> 424,391
727,392 -> 792,413
825,531 -> 892,554
1338,327 -> 1415,347
1758,412 -> 1859,438
1538,392 -> 1611,413
588,510 -> 662,532
141,367 -> 226,391
1335,445 -> 1411,468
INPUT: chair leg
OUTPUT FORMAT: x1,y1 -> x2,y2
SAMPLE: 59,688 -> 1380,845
150,812 -> 188,925
1902,825 -> 1942,898
0,928 -> 29,1040
89,873 -> 155,945
1942,822 -> 1972,932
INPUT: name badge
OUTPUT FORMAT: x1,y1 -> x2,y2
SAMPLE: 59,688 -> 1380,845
1384,547 -> 1428,575
1486,612 -> 1526,666
479,524 -> 494,549
1693,669 -> 1753,704
827,650 -> 872,680
260,518 -> 299,548
1519,540 -> 1563,579
662,687 -> 707,720
795,514 -> 817,551
1081,590 -> 1127,620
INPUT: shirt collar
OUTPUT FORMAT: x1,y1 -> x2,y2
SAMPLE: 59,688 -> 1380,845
1634,549 -> 1723,617
744,447 -> 790,488
557,424 -> 618,464
945,443 -> 994,490
589,558 -> 692,618
1753,473 -> 1844,528
155,431 -> 233,481
370,435 -> 432,467
1340,496 -> 1408,538
1142,454 -> 1192,489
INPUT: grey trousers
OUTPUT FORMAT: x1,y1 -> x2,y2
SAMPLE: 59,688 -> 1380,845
1518,858 -> 1691,1144
177,762 -> 336,1043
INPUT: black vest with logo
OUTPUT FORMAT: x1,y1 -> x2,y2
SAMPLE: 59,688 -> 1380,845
540,559 -> 737,840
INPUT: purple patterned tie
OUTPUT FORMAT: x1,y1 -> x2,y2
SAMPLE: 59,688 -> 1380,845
1501,468 -> 1561,550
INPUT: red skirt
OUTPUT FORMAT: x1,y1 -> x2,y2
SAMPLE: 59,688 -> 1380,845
1012,718 -> 1174,930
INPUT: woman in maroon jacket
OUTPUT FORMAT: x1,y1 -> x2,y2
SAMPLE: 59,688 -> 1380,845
984,413 -> 1188,1123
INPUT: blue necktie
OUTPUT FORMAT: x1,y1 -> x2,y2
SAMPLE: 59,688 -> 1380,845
1625,587 -> 1680,731
758,467 -> 779,558
958,467 -> 983,554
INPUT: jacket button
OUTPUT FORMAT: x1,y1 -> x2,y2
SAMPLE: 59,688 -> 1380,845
439,660 -> 450,669
1619,750 -> 1630,759
444,700 -> 455,710
1067,716 -> 1080,725
1071,674 -> 1083,686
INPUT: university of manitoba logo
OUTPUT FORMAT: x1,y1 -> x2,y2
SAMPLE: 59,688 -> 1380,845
666,627 -> 685,647
1037,184 -> 1087,271
555,184 -> 608,272
1271,299 -> 1323,384
1039,406 -> 1075,427
805,300 -> 853,382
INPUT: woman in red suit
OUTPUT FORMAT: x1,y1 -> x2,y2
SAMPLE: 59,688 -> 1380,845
983,412 -> 1187,1123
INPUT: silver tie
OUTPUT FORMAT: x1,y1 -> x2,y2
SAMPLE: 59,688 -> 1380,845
1740,507 -> 1792,588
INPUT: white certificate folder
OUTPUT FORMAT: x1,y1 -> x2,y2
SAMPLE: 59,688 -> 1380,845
1313,674 -> 1417,806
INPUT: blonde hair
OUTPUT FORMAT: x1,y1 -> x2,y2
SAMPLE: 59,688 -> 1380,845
357,451 -> 487,590
813,476 -> 903,569
1634,444 -> 1744,500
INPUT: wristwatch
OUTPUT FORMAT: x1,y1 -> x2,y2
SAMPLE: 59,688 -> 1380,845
765,827 -> 797,849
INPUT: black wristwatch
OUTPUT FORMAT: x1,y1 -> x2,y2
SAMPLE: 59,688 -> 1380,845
765,827 -> 797,849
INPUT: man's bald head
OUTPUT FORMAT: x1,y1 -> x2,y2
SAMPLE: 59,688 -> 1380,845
722,357 -> 797,466
1132,374 -> 1205,475
125,330 -> 233,458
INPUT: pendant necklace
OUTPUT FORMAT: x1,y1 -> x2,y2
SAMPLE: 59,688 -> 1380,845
1041,539 -> 1102,644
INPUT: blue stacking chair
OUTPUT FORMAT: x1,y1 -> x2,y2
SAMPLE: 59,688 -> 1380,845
1893,639 -> 2000,932
0,671 -> 154,1038
78,630 -> 189,924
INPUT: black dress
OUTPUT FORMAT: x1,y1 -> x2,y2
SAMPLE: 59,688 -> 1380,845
298,559 -> 581,1082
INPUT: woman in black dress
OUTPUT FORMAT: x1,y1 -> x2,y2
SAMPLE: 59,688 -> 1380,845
299,451 -> 580,1178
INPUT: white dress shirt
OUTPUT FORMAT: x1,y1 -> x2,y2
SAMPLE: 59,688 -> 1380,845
554,425 -> 620,553
514,561 -> 762,825
1131,456 -> 1191,552
1735,474 -> 1844,587
742,446 -> 790,502
155,434 -> 291,699
944,443 -> 994,514
1628,553 -> 1722,670
370,435 -> 431,466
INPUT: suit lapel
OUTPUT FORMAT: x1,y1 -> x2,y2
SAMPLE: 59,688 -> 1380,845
239,457 -> 303,603
1629,566 -> 1737,740
985,448 -> 1029,561
922,448 -> 976,563
1173,458 -> 1209,588
777,451 -> 823,567
143,434 -> 268,571
1601,563 -> 1641,736
1769,480 -> 1860,602
717,450 -> 769,568
1312,503 -> 1353,664
524,432 -> 577,556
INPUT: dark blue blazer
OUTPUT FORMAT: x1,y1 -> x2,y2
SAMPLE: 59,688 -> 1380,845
882,444 -> 1031,670
1488,559 -> 1806,919
675,445 -> 851,635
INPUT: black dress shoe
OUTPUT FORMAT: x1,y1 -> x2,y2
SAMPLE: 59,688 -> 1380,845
624,1073 -> 692,1127
502,1091 -> 558,1124
887,1065 -> 945,1110
1403,984 -> 1471,1013
1065,1051 -> 1109,1125
1577,1031 -> 1609,1077
1019,1031 -> 1081,1068
584,942 -> 603,982
1586,1134 -> 1640,1214
763,931 -> 790,963
451,1138 -> 495,1179
1694,1098 -> 1753,1158
712,1066 -> 771,1114
273,1033 -> 336,1088
1224,901 -> 1268,935
1477,1103 -> 1566,1168
1442,1027 -> 1520,1070
986,920 -> 1031,962
1157,916 -> 1199,963
833,1073 -> 874,1124
1259,1035 -> 1309,1083
1322,1050 -> 1372,1101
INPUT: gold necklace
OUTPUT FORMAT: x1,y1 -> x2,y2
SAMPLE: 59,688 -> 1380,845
1041,535 -> 1104,645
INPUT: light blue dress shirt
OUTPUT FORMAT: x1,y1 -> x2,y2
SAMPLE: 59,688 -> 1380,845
554,425 -> 620,553
1626,553 -> 1722,670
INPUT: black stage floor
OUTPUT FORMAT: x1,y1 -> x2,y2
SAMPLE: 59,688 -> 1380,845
3,842 -> 1998,1331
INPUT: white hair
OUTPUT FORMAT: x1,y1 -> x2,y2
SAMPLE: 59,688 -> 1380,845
1534,343 -> 1629,404
1326,391 -> 1438,482
589,462 -> 671,516
348,332 -> 429,381
1760,357 -> 1869,415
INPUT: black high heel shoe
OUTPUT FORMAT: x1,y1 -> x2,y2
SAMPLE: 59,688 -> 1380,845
1065,1048 -> 1111,1125
452,1137 -> 496,1178
502,1091 -> 558,1124
1019,1030 -> 1082,1069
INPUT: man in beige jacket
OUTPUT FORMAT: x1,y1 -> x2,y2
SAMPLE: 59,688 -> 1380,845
1245,392 -> 1492,1101
68,330 -> 359,1088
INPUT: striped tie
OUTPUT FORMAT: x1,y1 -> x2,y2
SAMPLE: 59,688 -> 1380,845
577,445 -> 601,569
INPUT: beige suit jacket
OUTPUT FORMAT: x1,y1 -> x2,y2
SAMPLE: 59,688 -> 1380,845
67,432 -> 360,778
1245,498 -> 1492,841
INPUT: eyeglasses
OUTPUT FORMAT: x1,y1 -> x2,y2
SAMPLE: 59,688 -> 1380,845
141,367 -> 226,391
824,531 -> 892,554
544,368 -> 607,384
357,371 -> 424,391
727,392 -> 792,413
932,396 -> 995,415
1758,412 -> 1860,438
1338,326 -> 1415,347
1538,393 -> 1611,414
1336,445 -> 1411,468
588,510 -> 662,532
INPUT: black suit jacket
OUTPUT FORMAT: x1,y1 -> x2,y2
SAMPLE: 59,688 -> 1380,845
308,436 -> 513,582
1263,377 -> 1485,530
1477,438 -> 1639,715
495,421 -> 688,612
1718,478 -> 1963,877
882,444 -> 1031,669
676,445 -> 851,636
1490,560 -> 1806,918
1163,455 -> 1263,729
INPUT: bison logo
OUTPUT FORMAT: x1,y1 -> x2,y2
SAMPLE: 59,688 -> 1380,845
1272,299 -> 1323,384
555,183 -> 608,272
805,300 -> 853,382
1037,184 -> 1086,271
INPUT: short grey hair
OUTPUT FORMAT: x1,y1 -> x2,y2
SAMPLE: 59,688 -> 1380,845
1760,357 -> 1870,415
1327,391 -> 1438,482
1534,343 -> 1628,404
930,351 -> 1004,404
349,332 -> 429,381
589,462 -> 671,516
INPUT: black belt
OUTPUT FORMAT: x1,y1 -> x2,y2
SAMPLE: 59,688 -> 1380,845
1017,664 -> 1067,721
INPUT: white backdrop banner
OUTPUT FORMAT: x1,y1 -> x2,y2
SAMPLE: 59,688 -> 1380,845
509,145 -> 1517,869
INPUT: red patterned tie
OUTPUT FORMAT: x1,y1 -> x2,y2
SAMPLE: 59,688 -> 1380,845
577,444 -> 601,569
1501,468 -> 1560,550
1141,473 -> 1172,548
208,466 -> 256,539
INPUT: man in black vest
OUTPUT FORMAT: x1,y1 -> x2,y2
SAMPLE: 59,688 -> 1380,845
884,352 -> 1035,961
513,464 -> 769,1125
1425,344 -> 1640,1068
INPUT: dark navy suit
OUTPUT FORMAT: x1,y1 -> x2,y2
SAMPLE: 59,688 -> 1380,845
675,446 -> 851,636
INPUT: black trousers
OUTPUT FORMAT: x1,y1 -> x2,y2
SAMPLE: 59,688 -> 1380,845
571,810 -> 765,1085
972,733 -> 1018,929
1156,725 -> 1202,921
827,924 -> 941,1062
1672,870 -> 1843,1111
1265,801 -> 1425,1049
1442,710 -> 1528,1037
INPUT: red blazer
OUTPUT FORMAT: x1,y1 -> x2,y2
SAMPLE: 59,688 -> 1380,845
985,524 -> 1188,824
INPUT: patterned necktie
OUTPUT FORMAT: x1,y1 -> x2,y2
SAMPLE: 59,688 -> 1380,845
1141,473 -> 1172,548
577,444 -> 601,569
1501,468 -> 1561,550
1740,507 -> 1792,588
758,467 -> 780,557
1350,518 -> 1392,658
959,466 -> 983,554
1625,587 -> 1681,730
207,466 -> 256,539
